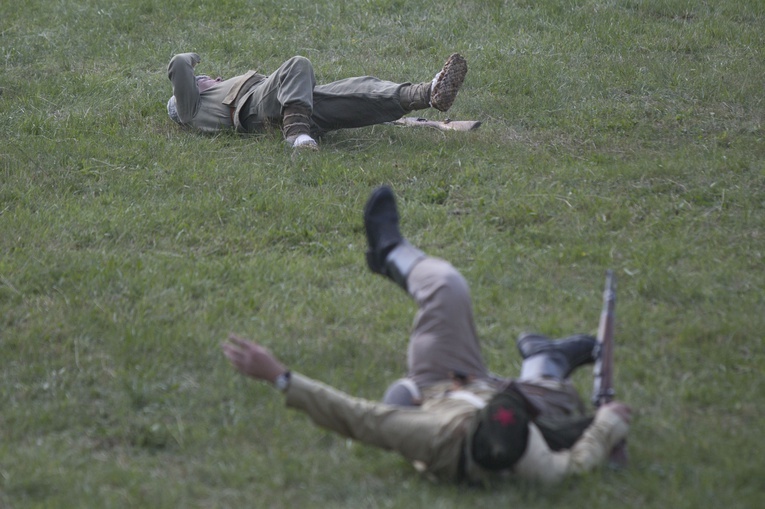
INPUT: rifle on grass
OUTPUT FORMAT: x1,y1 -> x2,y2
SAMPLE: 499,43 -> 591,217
388,116 -> 482,132
592,270 -> 629,467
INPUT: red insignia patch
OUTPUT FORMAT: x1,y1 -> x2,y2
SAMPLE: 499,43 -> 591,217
492,406 -> 516,427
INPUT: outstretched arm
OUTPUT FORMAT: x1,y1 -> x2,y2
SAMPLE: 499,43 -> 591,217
167,52 -> 202,123
221,335 -> 468,480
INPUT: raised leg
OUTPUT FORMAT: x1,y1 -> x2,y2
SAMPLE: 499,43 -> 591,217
364,186 -> 488,394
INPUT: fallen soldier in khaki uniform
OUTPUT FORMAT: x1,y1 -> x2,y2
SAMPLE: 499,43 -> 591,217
222,186 -> 631,484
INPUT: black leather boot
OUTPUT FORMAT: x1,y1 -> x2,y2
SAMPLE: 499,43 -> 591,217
363,186 -> 425,291
517,333 -> 597,379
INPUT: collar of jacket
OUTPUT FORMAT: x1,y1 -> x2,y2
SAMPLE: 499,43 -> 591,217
222,70 -> 265,106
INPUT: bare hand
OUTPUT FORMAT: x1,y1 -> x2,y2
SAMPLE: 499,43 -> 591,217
603,401 -> 632,424
222,334 -> 287,384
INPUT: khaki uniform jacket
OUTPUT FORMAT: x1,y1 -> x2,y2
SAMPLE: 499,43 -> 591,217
167,53 -> 265,132
285,373 -> 629,484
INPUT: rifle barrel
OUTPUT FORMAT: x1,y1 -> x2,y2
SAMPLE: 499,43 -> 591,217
592,270 -> 616,407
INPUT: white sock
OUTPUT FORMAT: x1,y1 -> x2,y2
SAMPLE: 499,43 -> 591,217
293,134 -> 317,147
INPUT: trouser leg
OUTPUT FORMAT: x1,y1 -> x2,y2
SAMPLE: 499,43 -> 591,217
364,186 -> 487,396
404,258 -> 488,388
322,52 -> 469,126
310,77 -> 409,133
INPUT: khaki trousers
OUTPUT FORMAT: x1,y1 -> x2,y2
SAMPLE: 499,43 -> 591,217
402,258 -> 587,417
405,258 -> 489,388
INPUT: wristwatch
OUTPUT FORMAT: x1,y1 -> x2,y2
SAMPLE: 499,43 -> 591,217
275,371 -> 291,392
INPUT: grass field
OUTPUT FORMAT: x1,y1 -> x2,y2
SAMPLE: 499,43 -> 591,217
1,0 -> 764,507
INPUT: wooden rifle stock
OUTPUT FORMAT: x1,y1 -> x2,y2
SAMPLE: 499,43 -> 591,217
592,270 -> 628,467
388,117 -> 482,131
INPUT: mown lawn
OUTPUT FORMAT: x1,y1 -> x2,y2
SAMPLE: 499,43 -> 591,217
1,1 -> 763,507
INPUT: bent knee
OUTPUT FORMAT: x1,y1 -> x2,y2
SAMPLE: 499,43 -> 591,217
286,55 -> 313,70
410,258 -> 472,305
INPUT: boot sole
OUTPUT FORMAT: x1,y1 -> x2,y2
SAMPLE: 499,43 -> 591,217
431,53 -> 468,112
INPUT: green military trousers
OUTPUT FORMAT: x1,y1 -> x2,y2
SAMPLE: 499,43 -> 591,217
240,56 -> 410,135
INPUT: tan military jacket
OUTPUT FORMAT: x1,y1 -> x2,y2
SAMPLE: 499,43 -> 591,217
285,373 -> 629,484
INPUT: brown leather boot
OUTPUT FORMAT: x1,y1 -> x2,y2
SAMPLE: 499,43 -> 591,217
430,53 -> 468,112
399,53 -> 468,112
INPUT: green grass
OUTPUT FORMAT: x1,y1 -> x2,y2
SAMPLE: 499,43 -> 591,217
2,0 -> 764,507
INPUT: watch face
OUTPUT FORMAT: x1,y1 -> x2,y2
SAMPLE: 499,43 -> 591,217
276,372 -> 291,391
